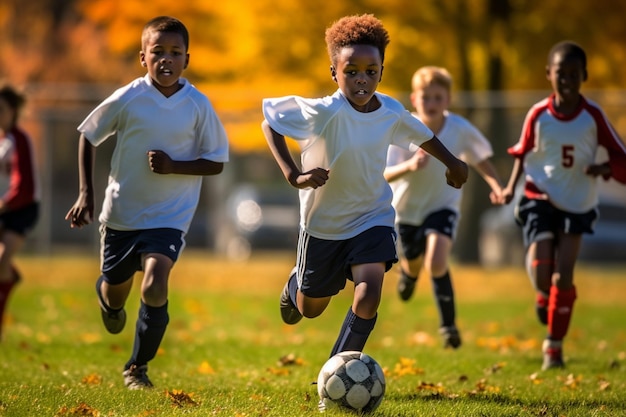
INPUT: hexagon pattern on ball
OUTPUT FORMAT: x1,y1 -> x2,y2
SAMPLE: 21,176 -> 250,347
317,351 -> 385,414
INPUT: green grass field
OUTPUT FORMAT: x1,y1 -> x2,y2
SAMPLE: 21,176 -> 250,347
1,250 -> 625,416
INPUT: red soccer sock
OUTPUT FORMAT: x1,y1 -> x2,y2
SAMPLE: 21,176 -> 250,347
547,285 -> 577,340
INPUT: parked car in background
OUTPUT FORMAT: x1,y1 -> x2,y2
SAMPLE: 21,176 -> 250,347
215,183 -> 299,260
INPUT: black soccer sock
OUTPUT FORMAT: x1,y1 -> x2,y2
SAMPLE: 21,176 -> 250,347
126,301 -> 169,368
329,308 -> 377,357
432,271 -> 455,328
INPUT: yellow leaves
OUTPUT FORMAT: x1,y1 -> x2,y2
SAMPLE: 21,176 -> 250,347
56,402 -> 100,416
277,353 -> 304,367
197,360 -> 215,375
387,357 -> 424,377
476,335 -> 540,353
166,389 -> 198,408
81,373 -> 102,385
267,353 -> 304,376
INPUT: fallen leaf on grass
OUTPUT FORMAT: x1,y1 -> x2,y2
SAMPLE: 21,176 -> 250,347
557,373 -> 582,389
416,381 -> 446,395
166,389 -> 197,408
484,362 -> 506,374
467,378 -> 500,395
529,372 -> 543,384
597,377 -> 611,391
388,357 -> 424,377
197,360 -> 215,375
277,353 -> 304,367
56,402 -> 100,416
81,374 -> 102,385
267,367 -> 290,376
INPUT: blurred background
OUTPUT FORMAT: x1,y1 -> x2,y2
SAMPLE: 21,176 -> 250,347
2,0 -> 625,264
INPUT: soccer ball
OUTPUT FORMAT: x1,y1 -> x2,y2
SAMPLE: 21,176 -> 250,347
317,351 -> 386,414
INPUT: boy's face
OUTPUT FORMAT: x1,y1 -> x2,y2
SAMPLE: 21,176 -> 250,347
331,44 -> 383,112
140,30 -> 189,97
410,83 -> 449,123
546,53 -> 586,103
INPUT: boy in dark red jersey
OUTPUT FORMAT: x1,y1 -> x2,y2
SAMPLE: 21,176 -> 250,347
503,41 -> 626,370
0,84 -> 39,340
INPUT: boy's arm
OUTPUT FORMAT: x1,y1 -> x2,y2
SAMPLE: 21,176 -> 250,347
261,120 -> 328,189
383,149 -> 429,182
65,134 -> 96,228
502,156 -> 524,204
147,150 -> 224,176
474,159 -> 505,205
419,136 -> 468,188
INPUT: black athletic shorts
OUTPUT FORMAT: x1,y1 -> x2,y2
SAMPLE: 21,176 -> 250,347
294,226 -> 397,298
514,196 -> 597,246
99,226 -> 185,284
397,209 -> 457,260
0,202 -> 39,235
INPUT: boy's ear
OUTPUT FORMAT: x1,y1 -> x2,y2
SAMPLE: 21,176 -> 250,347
184,53 -> 190,69
582,68 -> 588,81
330,66 -> 337,82
140,51 -> 147,67
379,65 -> 384,82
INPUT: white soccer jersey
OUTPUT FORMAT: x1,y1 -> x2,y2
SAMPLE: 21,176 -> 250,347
78,74 -> 229,233
263,89 -> 434,240
508,94 -> 626,213
387,111 -> 493,226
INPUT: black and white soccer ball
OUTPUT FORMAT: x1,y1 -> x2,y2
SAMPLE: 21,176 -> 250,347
317,351 -> 386,414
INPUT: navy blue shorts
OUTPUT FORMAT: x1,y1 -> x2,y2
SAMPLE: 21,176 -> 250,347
0,202 -> 39,236
515,197 -> 598,246
397,209 -> 457,260
99,226 -> 185,285
294,226 -> 397,298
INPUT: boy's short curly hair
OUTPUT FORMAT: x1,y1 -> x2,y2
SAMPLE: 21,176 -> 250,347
0,84 -> 26,123
142,16 -> 189,51
325,14 -> 390,66
548,40 -> 586,70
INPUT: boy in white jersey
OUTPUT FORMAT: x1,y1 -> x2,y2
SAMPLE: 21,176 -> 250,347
503,41 -> 626,370
262,15 -> 468,364
384,66 -> 505,349
65,16 -> 229,388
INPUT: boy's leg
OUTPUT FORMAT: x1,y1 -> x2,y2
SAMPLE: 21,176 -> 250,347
0,266 -> 20,340
330,262 -> 384,357
423,232 -> 459,348
279,267 -> 302,324
526,240 -> 555,325
543,233 -> 581,370
124,253 -> 173,389
96,276 -> 131,334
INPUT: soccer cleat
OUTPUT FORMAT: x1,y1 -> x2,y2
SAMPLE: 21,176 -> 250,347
280,280 -> 302,325
123,364 -> 154,389
96,277 -> 126,334
397,274 -> 417,301
542,339 -> 565,370
439,325 -> 462,349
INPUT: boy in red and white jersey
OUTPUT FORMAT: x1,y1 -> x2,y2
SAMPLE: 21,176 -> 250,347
503,41 -> 626,370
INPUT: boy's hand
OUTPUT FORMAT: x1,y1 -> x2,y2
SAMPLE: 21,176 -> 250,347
445,159 -> 468,189
65,193 -> 94,229
289,168 -> 329,189
408,149 -> 429,172
148,150 -> 174,174
585,162 -> 610,178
